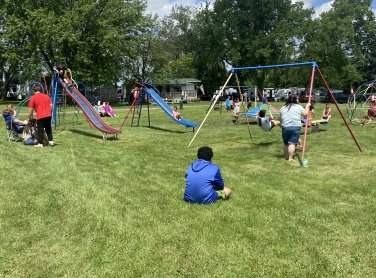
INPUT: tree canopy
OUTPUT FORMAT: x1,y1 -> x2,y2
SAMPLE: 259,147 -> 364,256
0,0 -> 148,97
0,0 -> 375,97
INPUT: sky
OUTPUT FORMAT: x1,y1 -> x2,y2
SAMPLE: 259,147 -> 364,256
146,0 -> 376,19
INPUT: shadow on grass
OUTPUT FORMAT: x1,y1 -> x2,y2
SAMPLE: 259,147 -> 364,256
69,129 -> 118,140
310,128 -> 328,133
273,154 -> 285,159
240,121 -> 258,125
146,126 -> 188,134
254,141 -> 277,147
272,152 -> 306,167
225,120 -> 257,125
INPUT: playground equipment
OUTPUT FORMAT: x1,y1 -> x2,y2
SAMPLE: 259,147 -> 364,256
14,81 -> 46,117
189,61 -> 362,165
143,84 -> 199,129
348,80 -> 376,126
15,82 -> 39,113
245,102 -> 280,118
50,72 -> 121,139
14,78 -> 80,130
50,69 -> 198,138
120,82 -> 199,130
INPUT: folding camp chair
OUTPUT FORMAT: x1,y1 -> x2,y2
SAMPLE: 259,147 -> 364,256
3,114 -> 23,142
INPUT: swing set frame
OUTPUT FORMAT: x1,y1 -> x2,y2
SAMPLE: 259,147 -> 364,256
188,61 -> 362,162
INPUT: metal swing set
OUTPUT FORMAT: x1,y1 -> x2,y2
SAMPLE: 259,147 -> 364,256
188,61 -> 362,165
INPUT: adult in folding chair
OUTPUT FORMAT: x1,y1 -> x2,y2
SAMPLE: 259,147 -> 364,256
2,105 -> 27,141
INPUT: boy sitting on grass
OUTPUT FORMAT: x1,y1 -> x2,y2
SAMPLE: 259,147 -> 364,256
184,146 -> 232,204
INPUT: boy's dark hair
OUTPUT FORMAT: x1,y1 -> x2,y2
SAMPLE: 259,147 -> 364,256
258,109 -> 266,117
257,110 -> 266,126
32,85 -> 41,93
197,146 -> 213,161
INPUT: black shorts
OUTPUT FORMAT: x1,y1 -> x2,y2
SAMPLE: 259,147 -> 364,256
269,121 -> 276,131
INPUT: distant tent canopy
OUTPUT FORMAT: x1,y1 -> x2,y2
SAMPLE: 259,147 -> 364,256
244,103 -> 280,118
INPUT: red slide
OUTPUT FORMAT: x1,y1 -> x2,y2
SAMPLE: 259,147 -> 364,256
58,78 -> 121,135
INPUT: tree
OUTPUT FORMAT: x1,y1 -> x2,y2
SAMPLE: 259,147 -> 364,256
0,0 -> 149,99
149,5 -> 198,84
299,0 -> 376,88
189,0 -> 312,92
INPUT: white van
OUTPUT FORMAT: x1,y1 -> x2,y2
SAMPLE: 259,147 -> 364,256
274,88 -> 291,102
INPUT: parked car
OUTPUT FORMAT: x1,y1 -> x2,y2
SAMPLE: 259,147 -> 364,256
298,91 -> 314,103
274,88 -> 291,102
324,90 -> 349,104
275,87 -> 304,102
316,90 -> 328,102
299,88 -> 330,103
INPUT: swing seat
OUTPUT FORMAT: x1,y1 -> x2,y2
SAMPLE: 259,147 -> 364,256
310,119 -> 329,132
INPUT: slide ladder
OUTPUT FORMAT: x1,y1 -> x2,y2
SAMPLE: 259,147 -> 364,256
131,89 -> 146,127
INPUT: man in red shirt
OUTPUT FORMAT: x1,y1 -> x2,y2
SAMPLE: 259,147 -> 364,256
28,85 -> 54,147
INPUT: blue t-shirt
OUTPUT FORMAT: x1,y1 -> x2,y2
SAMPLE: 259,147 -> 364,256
184,159 -> 225,204
2,113 -> 24,133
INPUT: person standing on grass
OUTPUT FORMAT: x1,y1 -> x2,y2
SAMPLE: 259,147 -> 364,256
233,98 -> 240,124
184,146 -> 232,204
280,95 -> 310,161
225,95 -> 232,111
28,85 -> 54,147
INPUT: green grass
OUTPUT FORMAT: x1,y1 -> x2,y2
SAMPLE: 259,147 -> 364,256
0,101 -> 375,277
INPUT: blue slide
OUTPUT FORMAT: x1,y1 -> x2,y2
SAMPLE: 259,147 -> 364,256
58,78 -> 121,135
143,86 -> 199,128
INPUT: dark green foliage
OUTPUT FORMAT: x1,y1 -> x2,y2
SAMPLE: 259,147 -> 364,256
189,0 -> 313,92
1,0 -> 375,99
0,0 -> 148,92
299,0 -> 376,87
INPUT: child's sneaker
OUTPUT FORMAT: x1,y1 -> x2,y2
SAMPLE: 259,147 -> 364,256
48,141 -> 55,146
34,144 -> 43,148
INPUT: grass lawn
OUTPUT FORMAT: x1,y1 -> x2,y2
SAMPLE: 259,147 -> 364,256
0,100 -> 375,277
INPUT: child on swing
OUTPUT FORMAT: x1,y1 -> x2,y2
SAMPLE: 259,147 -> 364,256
257,109 -> 280,131
367,95 -> 376,118
321,103 -> 332,121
